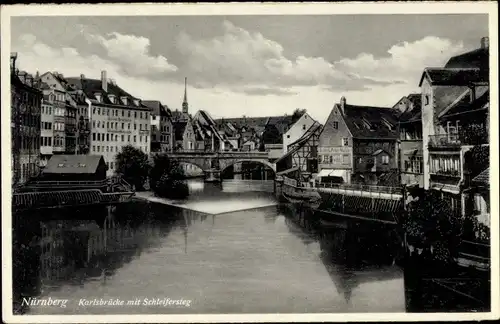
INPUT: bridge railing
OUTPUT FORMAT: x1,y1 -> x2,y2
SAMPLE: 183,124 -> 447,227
316,182 -> 403,195
169,150 -> 269,157
23,179 -> 109,188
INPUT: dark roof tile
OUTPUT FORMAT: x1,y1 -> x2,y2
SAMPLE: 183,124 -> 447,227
341,104 -> 399,139
472,168 -> 489,186
43,155 -> 104,174
419,68 -> 486,86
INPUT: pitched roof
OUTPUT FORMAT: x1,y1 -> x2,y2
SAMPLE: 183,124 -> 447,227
445,47 -> 489,71
65,77 -> 148,110
418,68 -> 486,87
142,100 -> 162,115
440,88 -> 489,119
399,94 -> 422,124
341,104 -> 399,139
215,117 -> 270,130
43,155 -> 104,174
472,168 -> 489,186
267,115 -> 294,134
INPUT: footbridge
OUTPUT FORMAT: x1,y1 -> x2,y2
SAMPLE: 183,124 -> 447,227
163,151 -> 276,182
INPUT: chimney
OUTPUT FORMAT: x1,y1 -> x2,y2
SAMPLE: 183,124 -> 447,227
470,86 -> 476,103
10,52 -> 18,72
339,96 -> 346,114
480,37 -> 489,49
26,74 -> 33,87
80,74 -> 85,80
101,70 -> 107,92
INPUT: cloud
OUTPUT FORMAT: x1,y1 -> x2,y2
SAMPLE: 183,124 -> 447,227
335,36 -> 466,85
14,33 -> 122,78
84,31 -> 178,78
175,21 -> 467,95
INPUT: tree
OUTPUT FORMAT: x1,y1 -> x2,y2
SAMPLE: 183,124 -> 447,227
115,145 -> 151,191
149,153 -> 189,199
401,191 -> 463,264
292,108 -> 306,123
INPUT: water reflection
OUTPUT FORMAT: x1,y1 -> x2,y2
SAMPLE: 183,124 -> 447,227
13,180 -> 405,314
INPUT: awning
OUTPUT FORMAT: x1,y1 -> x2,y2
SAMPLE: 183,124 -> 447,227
318,169 -> 347,181
318,169 -> 333,177
403,149 -> 420,156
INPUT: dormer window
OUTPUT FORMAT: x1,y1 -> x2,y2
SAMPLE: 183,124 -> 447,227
121,96 -> 128,105
381,117 -> 394,131
108,94 -> 116,104
95,93 -> 102,102
362,118 -> 372,130
133,99 -> 140,106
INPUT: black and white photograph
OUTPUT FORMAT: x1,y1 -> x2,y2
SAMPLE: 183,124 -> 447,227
1,2 -> 498,323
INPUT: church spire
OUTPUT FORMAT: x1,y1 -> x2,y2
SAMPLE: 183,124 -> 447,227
182,77 -> 188,114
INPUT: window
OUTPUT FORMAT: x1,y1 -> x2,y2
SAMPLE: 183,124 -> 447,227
333,121 -> 339,129
140,136 -> 142,142
128,135 -> 131,141
97,146 -> 100,152
134,136 -> 137,142
302,125 -> 306,130
382,155 -> 389,165
93,133 -> 96,141
425,95 -> 430,106
134,123 -> 137,130
121,135 -> 125,142
128,111 -> 131,118
342,154 -> 349,164
122,110 -> 124,117
135,112 -> 137,118
358,157 -> 363,164
342,138 -> 349,146
106,134 -> 110,141
122,123 -> 125,129
152,115 -> 156,120
287,135 -> 290,138
128,123 -> 130,130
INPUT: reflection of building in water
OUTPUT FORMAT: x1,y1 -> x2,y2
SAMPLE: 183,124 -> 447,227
38,212 -> 165,288
39,221 -> 66,284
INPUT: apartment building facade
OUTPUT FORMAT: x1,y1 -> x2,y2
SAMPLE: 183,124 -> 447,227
419,37 -> 489,217
396,94 -> 424,187
318,96 -> 400,186
63,71 -> 151,176
143,101 -> 174,152
11,53 -> 42,186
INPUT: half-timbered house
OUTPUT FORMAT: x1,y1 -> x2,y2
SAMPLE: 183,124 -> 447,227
276,122 -> 322,186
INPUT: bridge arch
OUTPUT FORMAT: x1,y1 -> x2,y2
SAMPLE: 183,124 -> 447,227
220,159 -> 276,174
177,161 -> 206,172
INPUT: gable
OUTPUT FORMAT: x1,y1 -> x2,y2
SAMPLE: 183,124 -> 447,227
319,104 -> 351,147
40,72 -> 66,92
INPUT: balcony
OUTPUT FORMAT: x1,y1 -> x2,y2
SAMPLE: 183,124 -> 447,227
429,169 -> 461,177
428,134 -> 462,148
428,128 -> 489,149
65,127 -> 77,136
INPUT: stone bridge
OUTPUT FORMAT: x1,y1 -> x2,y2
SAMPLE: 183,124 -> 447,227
163,151 -> 276,182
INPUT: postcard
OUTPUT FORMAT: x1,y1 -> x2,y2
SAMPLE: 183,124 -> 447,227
1,2 -> 498,323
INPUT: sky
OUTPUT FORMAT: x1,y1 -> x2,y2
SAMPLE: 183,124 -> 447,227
11,14 -> 488,123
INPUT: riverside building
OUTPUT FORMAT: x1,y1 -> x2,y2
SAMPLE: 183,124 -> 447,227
63,71 -> 151,176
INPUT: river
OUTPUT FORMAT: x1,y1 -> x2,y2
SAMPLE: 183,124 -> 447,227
12,179 -> 405,315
